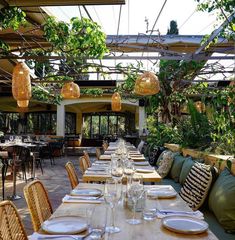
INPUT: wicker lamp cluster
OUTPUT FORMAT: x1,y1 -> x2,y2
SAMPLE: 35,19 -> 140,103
111,92 -> 121,111
134,71 -> 160,96
61,82 -> 80,99
12,62 -> 32,108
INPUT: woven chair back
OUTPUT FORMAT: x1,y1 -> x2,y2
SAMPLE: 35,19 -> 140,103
65,161 -> 79,189
83,151 -> 91,167
24,180 -> 53,232
96,148 -> 101,160
0,200 -> 28,240
79,156 -> 89,174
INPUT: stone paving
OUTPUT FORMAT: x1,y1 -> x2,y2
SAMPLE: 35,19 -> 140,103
2,152 -> 96,235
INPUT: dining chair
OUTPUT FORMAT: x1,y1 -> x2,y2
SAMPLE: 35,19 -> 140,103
83,150 -> 91,167
0,200 -> 28,240
96,147 -> 101,160
65,161 -> 79,189
79,156 -> 89,174
23,180 -> 53,232
102,142 -> 108,151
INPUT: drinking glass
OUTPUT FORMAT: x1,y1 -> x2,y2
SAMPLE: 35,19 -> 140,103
111,159 -> 123,182
126,174 -> 144,225
104,179 -> 122,233
9,135 -> 14,142
142,191 -> 157,221
90,205 -> 107,239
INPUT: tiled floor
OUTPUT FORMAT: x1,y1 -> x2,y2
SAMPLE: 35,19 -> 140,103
2,152 -> 96,235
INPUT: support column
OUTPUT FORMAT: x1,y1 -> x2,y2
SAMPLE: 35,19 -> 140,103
56,104 -> 65,136
139,106 -> 146,136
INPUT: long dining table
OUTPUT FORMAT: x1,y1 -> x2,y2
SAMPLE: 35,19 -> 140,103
32,183 -> 218,240
83,144 -> 162,183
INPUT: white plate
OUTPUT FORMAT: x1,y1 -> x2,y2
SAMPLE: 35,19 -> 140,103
136,168 -> 154,173
134,161 -> 149,166
162,215 -> 208,234
42,216 -> 87,234
147,189 -> 177,199
70,188 -> 102,197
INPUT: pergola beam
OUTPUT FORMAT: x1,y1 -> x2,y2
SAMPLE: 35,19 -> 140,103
0,54 -> 234,61
7,0 -> 125,7
195,11 -> 235,55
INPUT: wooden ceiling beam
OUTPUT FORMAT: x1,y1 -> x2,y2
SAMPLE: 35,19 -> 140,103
7,0 -> 125,7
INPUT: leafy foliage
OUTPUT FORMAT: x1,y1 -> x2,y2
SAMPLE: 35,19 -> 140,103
0,7 -> 26,30
43,17 -> 108,59
81,88 -> 103,96
147,116 -> 182,147
178,100 -> 212,149
195,0 -> 235,40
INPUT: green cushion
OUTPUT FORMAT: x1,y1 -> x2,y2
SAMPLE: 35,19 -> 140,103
169,155 -> 190,182
208,168 -> 235,232
179,158 -> 195,185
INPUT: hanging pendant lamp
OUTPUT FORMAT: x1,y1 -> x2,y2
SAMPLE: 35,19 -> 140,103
111,92 -> 121,111
134,71 -> 160,96
12,62 -> 31,108
195,101 -> 206,113
17,100 -> 29,108
61,82 -> 80,99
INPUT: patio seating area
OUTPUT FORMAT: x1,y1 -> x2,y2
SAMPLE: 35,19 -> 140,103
0,0 -> 235,240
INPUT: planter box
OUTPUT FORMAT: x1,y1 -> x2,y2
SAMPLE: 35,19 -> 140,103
164,143 -> 235,175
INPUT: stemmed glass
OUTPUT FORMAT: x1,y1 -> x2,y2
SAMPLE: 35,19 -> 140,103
126,174 -> 144,225
110,159 -> 123,182
9,135 -> 14,142
104,179 -> 122,233
123,159 -> 135,185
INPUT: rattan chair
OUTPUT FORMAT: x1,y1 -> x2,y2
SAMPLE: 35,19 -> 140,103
96,147 -> 101,160
79,156 -> 89,174
0,200 -> 28,240
65,161 -> 79,189
83,150 -> 91,167
102,142 -> 108,151
23,180 -> 53,232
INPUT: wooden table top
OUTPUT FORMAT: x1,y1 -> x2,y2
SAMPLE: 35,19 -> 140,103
44,183 -> 218,240
82,165 -> 161,183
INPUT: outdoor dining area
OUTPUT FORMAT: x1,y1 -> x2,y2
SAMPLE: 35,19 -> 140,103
0,139 -> 221,240
0,0 -> 235,240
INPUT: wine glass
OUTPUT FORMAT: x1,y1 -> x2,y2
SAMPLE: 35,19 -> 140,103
124,160 -> 135,185
104,179 -> 122,233
9,135 -> 14,142
111,159 -> 123,182
126,174 -> 144,225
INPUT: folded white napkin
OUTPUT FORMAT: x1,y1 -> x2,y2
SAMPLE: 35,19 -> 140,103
156,209 -> 204,219
136,168 -> 155,173
85,170 -> 108,175
134,161 -> 149,166
29,232 -> 85,240
62,195 -> 104,204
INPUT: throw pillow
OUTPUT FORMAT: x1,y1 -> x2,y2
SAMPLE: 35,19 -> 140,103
208,168 -> 235,232
179,158 -> 195,185
169,155 -> 190,182
156,150 -> 168,167
179,162 -> 213,210
157,151 -> 175,178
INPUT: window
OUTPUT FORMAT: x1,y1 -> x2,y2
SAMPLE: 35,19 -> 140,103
82,112 -> 135,139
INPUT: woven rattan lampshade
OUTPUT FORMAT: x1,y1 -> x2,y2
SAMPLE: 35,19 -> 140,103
134,71 -> 160,96
195,101 -> 206,113
111,92 -> 121,111
17,100 -> 29,108
61,82 -> 80,99
12,62 -> 31,107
